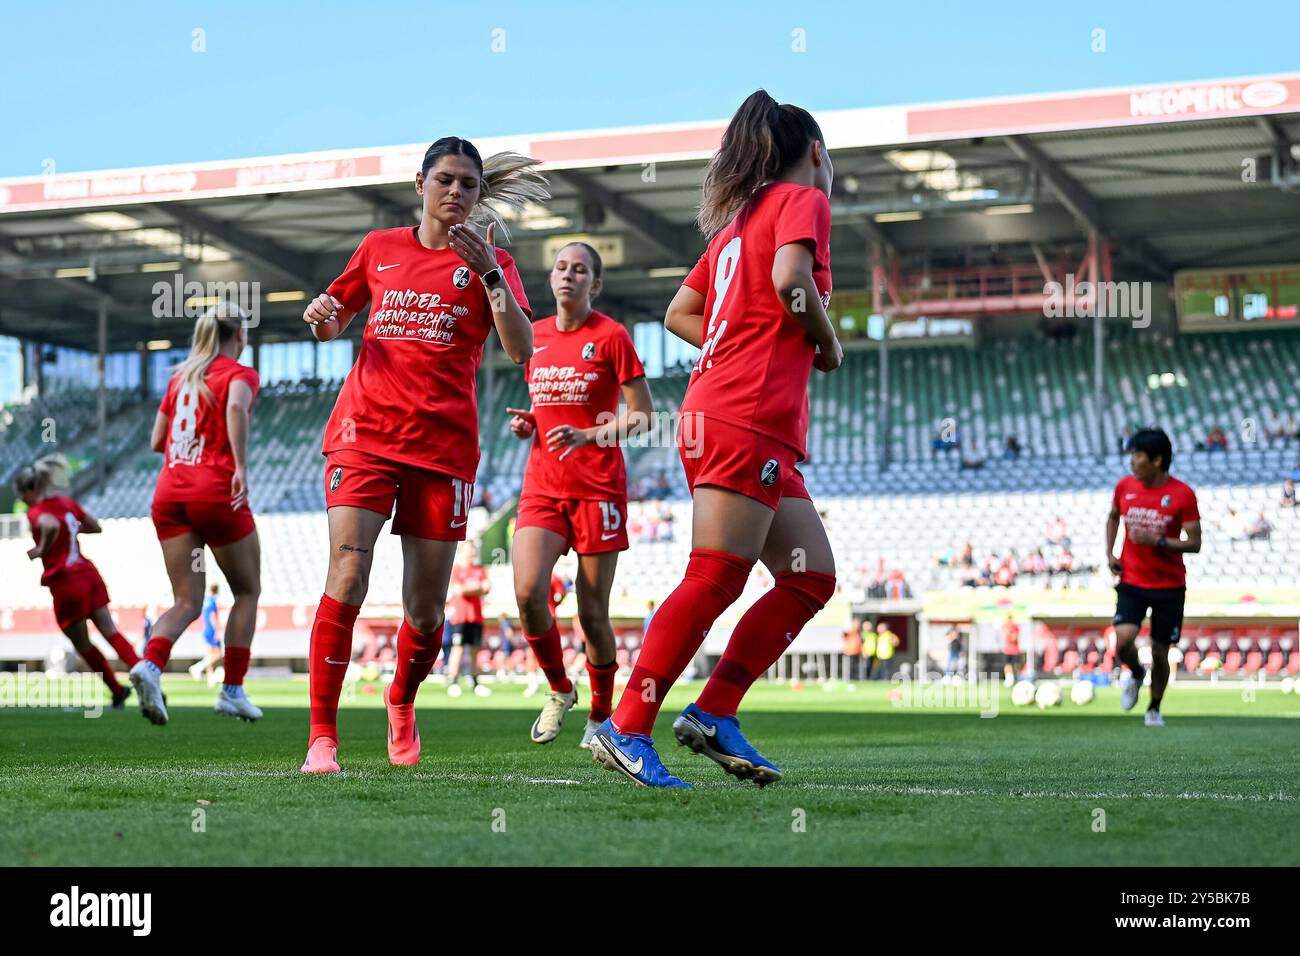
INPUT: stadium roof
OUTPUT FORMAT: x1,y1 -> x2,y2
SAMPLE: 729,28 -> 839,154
2,71 -> 1299,351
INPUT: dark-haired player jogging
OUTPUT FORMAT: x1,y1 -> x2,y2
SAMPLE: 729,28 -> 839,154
1106,427 -> 1200,727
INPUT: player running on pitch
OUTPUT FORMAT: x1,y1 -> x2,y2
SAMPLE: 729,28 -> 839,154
508,241 -> 653,748
17,455 -> 140,707
1106,427 -> 1201,726
299,137 -> 544,773
589,90 -> 841,788
133,302 -> 264,725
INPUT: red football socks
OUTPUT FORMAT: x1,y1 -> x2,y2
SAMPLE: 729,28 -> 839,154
389,619 -> 442,705
586,659 -> 618,722
80,645 -> 121,693
223,646 -> 251,686
142,636 -> 173,670
105,632 -> 140,667
308,594 -> 360,744
612,549 -> 752,736
696,570 -> 837,717
524,621 -> 573,694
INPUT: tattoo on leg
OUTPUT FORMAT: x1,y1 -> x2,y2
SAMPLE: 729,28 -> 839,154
338,544 -> 370,554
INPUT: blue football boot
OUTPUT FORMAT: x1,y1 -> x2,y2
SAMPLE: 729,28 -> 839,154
588,718 -> 692,789
672,702 -> 782,787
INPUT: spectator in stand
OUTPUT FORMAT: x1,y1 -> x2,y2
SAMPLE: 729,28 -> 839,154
958,541 -> 974,567
1289,459 -> 1300,483
651,472 -> 672,499
1001,616 -> 1022,686
1265,410 -> 1288,447
1025,548 -> 1049,577
886,568 -> 912,599
994,553 -> 1016,588
1247,511 -> 1273,540
1284,414 -> 1300,443
1118,425 -> 1134,457
943,625 -> 963,678
1045,515 -> 1069,547
931,424 -> 960,458
1004,435 -> 1023,459
1053,548 -> 1074,586
1199,426 -> 1229,452
1282,478 -> 1297,509
1222,507 -> 1250,541
959,440 -> 986,471
481,488 -> 495,513
642,599 -> 656,635
874,621 -> 899,680
933,544 -> 956,567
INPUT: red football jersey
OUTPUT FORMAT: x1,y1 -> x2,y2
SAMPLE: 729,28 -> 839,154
521,311 -> 645,500
1114,474 -> 1200,589
450,563 -> 489,625
154,355 -> 260,504
324,227 -> 530,482
680,181 -> 832,460
27,495 -> 95,585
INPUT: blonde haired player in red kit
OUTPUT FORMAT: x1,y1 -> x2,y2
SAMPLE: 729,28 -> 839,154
508,241 -> 653,748
590,90 -> 841,788
300,138 -> 545,773
16,455 -> 140,707
132,302 -> 263,725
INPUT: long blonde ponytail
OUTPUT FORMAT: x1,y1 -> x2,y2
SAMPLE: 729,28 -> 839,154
13,453 -> 71,499
475,151 -> 550,239
419,138 -> 549,242
175,302 -> 247,404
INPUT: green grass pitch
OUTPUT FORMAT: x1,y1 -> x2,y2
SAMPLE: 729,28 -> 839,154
2,677 -> 1298,866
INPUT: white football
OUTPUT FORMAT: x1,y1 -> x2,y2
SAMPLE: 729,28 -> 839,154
1035,682 -> 1062,709
1281,677 -> 1295,695
1011,680 -> 1036,706
1071,680 -> 1095,705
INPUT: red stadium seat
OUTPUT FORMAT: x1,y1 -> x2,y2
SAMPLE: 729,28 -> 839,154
1265,651 -> 1284,675
1287,652 -> 1300,675
1223,651 -> 1241,674
1244,650 -> 1262,674
1182,649 -> 1201,673
1060,649 -> 1079,673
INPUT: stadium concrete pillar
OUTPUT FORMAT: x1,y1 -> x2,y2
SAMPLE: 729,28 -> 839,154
872,240 -> 891,470
96,302 -> 108,489
137,344 -> 149,399
1089,230 -> 1104,462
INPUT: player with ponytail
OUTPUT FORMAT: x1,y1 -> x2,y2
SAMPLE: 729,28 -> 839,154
299,137 -> 546,773
133,301 -> 263,725
17,455 -> 140,706
590,90 -> 841,788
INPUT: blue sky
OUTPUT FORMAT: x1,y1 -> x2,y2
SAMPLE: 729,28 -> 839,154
1,0 -> 1296,177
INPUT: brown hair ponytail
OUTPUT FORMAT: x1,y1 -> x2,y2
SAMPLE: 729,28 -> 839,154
697,89 -> 824,236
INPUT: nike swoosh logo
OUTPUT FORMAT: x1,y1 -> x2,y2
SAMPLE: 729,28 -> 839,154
324,657 -> 349,665
601,532 -> 618,541
533,346 -> 548,353
451,519 -> 467,528
1125,494 -> 1137,499
377,263 -> 400,272
611,748 -> 644,775
685,713 -> 716,737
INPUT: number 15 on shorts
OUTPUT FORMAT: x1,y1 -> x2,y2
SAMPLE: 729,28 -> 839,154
598,501 -> 623,539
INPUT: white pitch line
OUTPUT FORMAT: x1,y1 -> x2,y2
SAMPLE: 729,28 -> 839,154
788,781 -> 1297,803
5,765 -> 1292,803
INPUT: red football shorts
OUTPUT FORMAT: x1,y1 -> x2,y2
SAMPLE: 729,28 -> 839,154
324,448 -> 473,541
516,493 -> 629,554
151,499 -> 256,547
678,415 -> 810,510
48,568 -> 111,629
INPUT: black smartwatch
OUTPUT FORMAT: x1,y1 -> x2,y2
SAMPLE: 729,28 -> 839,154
480,266 -> 503,287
